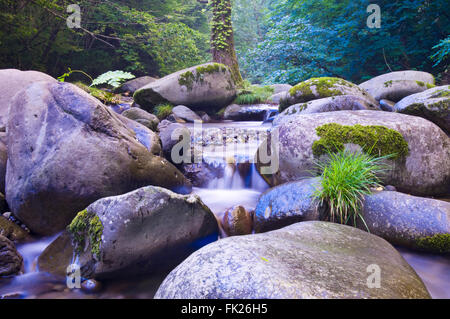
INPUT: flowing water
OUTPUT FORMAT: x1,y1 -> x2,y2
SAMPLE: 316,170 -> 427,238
0,121 -> 448,299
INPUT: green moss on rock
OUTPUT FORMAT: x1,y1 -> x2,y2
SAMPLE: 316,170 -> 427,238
312,123 -> 409,159
178,63 -> 230,90
67,209 -> 103,259
416,234 -> 450,253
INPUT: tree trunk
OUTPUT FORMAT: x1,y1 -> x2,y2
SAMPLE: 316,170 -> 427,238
210,0 -> 243,85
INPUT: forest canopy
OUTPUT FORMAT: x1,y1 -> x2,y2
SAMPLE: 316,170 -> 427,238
0,0 -> 448,84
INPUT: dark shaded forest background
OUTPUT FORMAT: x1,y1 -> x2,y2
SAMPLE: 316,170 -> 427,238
1,0 -> 448,85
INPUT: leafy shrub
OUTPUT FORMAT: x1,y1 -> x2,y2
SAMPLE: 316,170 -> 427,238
91,70 -> 135,88
313,149 -> 392,230
154,104 -> 173,120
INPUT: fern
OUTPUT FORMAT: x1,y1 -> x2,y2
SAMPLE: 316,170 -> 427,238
91,70 -> 135,88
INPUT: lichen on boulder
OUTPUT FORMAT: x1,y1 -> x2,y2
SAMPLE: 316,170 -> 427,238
279,77 -> 378,111
67,209 -> 103,259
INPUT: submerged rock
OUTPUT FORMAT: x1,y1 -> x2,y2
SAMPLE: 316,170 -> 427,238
134,63 -> 236,112
0,69 -> 56,128
279,77 -> 378,111
359,71 -> 435,102
0,235 -> 23,277
155,221 -> 430,299
0,216 -> 31,244
258,110 -> 450,196
6,81 -> 191,235
360,191 -> 450,253
253,178 -> 322,233
394,85 -> 450,135
40,186 -> 219,279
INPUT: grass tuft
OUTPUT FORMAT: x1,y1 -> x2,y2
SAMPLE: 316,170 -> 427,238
234,81 -> 274,105
313,148 -> 392,230
154,103 -> 173,120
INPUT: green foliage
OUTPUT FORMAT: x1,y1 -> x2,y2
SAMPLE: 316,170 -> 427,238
73,81 -> 121,105
234,82 -> 274,104
0,0 -> 210,78
313,149 -> 390,230
91,70 -> 135,88
312,123 -> 409,160
154,103 -> 174,120
430,36 -> 450,67
238,0 -> 449,84
67,209 -> 104,259
416,234 -> 450,254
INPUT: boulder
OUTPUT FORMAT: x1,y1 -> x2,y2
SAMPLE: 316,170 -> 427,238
0,234 -> 23,277
115,76 -> 157,94
359,71 -> 435,102
171,105 -> 202,123
221,205 -> 253,236
134,63 -> 236,112
269,84 -> 292,94
121,107 -> 159,131
268,91 -> 288,104
155,221 -> 430,299
394,85 -> 450,135
0,69 -> 56,128
274,95 -> 381,126
254,178 -> 322,233
6,81 -> 191,235
158,121 -> 191,160
258,111 -> 450,196
39,186 -> 219,279
224,104 -> 279,121
359,191 -> 450,253
0,139 -> 7,194
279,77 -> 378,112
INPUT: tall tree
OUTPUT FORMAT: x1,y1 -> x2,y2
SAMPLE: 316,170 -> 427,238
210,0 -> 243,85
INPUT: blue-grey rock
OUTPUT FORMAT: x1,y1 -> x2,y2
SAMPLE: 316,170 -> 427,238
155,221 -> 430,299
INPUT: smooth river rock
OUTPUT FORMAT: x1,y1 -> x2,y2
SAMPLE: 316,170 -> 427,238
259,110 -> 450,196
394,85 -> 450,135
155,221 -> 430,299
39,186 -> 219,279
359,70 -> 435,102
6,81 -> 191,235
134,63 -> 236,112
0,234 -> 23,277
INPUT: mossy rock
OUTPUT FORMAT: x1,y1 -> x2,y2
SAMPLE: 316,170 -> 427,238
134,63 -> 236,112
395,85 -> 450,134
280,77 -> 377,112
311,123 -> 409,160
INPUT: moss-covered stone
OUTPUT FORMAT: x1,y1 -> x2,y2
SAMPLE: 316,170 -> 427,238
67,209 -> 103,259
416,234 -> 450,253
178,71 -> 195,90
178,63 -> 230,91
312,123 -> 409,159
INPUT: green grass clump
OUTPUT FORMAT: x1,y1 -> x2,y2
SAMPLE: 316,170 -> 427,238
313,149 -> 392,230
234,81 -> 274,105
154,103 -> 173,119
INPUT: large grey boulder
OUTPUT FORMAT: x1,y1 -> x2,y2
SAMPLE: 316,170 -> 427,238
0,69 -> 56,129
134,63 -> 236,112
121,107 -> 160,131
359,71 -> 435,102
258,111 -> 450,196
0,138 -> 6,194
359,191 -> 450,253
394,85 -> 450,135
274,95 -> 381,126
254,178 -> 322,233
279,77 -> 378,112
0,235 -> 23,277
269,84 -> 292,94
6,81 -> 191,235
115,76 -> 157,94
39,186 -> 219,279
155,221 -> 430,299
